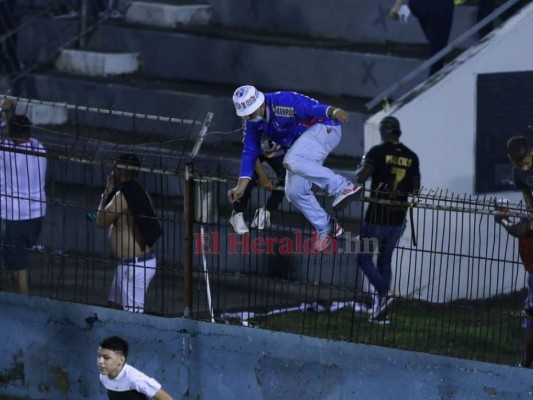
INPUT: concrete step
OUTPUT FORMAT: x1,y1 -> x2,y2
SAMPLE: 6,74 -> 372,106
14,102 -> 68,125
18,18 -> 427,99
126,2 -> 212,28
209,0 -> 478,47
24,71 -> 369,157
55,49 -> 140,77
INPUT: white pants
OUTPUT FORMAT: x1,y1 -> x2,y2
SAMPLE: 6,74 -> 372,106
283,123 -> 349,233
108,254 -> 157,313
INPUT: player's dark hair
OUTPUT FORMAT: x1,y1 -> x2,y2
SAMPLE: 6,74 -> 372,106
507,136 -> 531,163
100,336 -> 129,358
8,115 -> 32,140
114,153 -> 141,179
379,116 -> 401,136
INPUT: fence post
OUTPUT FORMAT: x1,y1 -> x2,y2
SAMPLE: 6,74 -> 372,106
183,163 -> 194,317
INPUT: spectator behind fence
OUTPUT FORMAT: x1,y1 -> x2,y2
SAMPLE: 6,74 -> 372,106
390,0 -> 455,76
98,336 -> 173,400
228,85 -> 363,252
0,110 -> 46,295
494,210 -> 533,368
355,116 -> 420,325
230,135 -> 286,234
0,0 -> 21,75
507,136 -> 533,210
96,153 -> 162,313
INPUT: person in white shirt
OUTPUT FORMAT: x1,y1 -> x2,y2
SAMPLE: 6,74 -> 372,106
97,336 -> 173,400
0,114 -> 46,294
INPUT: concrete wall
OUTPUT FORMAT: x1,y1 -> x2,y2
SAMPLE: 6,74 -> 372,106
0,293 -> 531,400
17,19 -> 422,100
210,0 -> 477,46
94,27 -> 419,99
363,4 -> 533,302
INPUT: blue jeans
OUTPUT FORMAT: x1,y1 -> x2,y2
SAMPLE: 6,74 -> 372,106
357,223 -> 404,296
283,124 -> 349,233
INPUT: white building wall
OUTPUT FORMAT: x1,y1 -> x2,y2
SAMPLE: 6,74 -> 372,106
364,4 -> 533,302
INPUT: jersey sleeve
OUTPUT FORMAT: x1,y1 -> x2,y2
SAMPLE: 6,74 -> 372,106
289,92 -> 329,120
133,370 -> 162,398
411,153 -> 421,179
362,146 -> 380,168
239,120 -> 262,179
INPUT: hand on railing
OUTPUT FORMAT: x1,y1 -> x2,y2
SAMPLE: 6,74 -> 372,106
494,198 -> 510,224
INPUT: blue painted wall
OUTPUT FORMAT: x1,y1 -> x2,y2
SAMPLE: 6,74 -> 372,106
0,293 -> 530,399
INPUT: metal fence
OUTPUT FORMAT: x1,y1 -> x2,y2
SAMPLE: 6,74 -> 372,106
188,178 -> 529,365
1,95 -> 530,366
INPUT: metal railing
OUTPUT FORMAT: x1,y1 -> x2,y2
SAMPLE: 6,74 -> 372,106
1,95 -> 530,366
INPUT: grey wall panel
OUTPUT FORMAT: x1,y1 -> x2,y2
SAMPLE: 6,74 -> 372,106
18,19 -> 424,99
85,25 -> 424,99
210,0 -> 477,46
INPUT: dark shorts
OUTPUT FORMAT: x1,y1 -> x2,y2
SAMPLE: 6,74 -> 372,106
1,218 -> 43,271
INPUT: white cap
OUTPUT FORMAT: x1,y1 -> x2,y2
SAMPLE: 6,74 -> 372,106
232,85 -> 265,117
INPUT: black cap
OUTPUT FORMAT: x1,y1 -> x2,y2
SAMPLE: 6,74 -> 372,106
379,116 -> 401,136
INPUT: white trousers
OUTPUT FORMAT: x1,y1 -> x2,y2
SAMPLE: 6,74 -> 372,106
283,124 -> 349,233
108,255 -> 157,313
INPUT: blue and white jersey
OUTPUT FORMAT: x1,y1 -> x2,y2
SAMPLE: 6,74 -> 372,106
239,91 -> 337,179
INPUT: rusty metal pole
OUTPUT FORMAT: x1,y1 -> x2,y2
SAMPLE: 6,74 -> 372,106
183,112 -> 212,318
183,163 -> 194,317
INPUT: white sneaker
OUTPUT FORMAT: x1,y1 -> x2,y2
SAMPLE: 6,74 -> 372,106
315,217 -> 343,252
369,290 -> 394,319
250,207 -> 271,230
332,183 -> 363,211
230,211 -> 249,234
